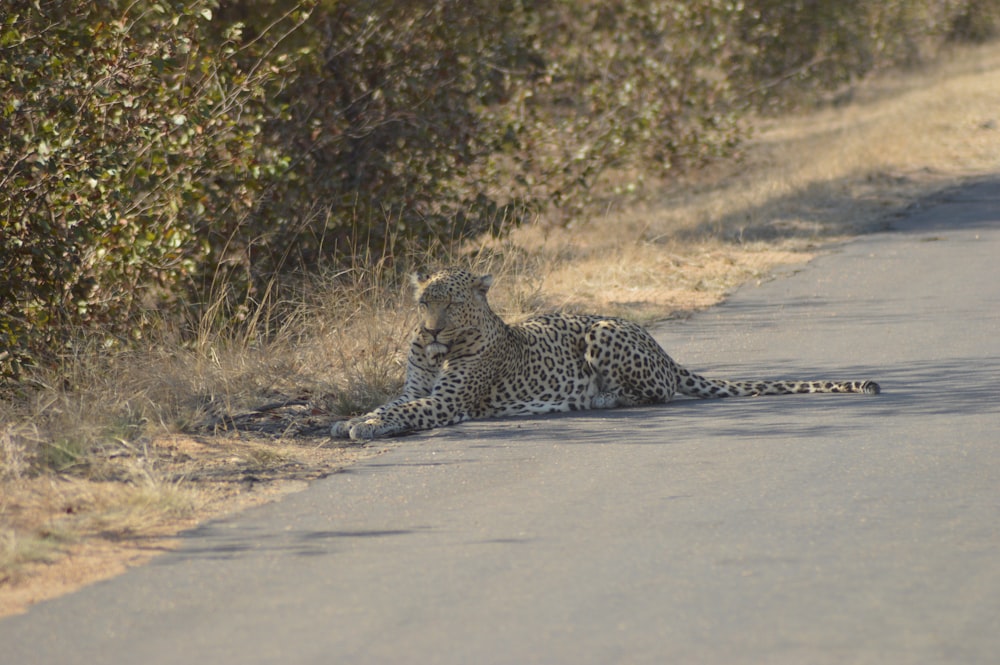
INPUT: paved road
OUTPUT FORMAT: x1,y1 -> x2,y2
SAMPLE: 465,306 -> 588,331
3,181 -> 999,664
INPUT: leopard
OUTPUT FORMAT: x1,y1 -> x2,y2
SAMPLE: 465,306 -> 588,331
331,267 -> 880,441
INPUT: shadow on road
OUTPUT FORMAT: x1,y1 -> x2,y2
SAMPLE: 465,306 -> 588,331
892,179 -> 1000,233
159,523 -> 432,563
673,177 -> 1000,243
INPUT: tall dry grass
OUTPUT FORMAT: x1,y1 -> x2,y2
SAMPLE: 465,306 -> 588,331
0,260 -> 409,588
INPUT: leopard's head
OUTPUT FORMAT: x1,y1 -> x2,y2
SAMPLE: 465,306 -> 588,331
411,268 -> 497,359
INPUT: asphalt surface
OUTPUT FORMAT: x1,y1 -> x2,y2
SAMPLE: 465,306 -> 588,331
3,180 -> 999,664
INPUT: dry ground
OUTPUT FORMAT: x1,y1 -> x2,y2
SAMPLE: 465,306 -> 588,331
2,41 -> 1000,617
1,433 -> 384,616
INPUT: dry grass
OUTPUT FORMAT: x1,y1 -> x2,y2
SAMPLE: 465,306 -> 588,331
0,266 -> 409,615
3,40 -> 1000,616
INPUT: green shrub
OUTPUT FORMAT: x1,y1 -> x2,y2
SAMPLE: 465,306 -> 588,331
234,0 -> 750,277
735,0 -> 1000,107
0,0 -> 307,380
498,1 -> 746,207
243,0 -> 536,270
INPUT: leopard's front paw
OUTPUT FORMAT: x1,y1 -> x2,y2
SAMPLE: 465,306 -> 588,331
348,419 -> 382,441
332,412 -> 391,440
330,419 -> 355,438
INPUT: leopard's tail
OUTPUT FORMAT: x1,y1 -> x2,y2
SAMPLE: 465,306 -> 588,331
676,367 -> 880,398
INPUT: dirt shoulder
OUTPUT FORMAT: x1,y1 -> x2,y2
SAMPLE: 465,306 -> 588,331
1,424 -> 385,617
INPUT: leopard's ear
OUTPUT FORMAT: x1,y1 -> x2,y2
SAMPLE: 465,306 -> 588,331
410,270 -> 434,291
410,272 -> 428,304
473,274 -> 494,297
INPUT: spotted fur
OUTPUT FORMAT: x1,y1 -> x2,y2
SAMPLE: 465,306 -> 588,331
332,268 -> 880,440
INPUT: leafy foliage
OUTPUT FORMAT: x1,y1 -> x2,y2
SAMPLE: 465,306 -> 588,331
736,0 -> 1000,107
0,0 -> 305,378
253,0 -> 749,269
477,1 -> 747,212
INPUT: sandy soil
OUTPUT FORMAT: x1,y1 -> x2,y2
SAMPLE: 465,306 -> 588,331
1,427 -> 384,617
